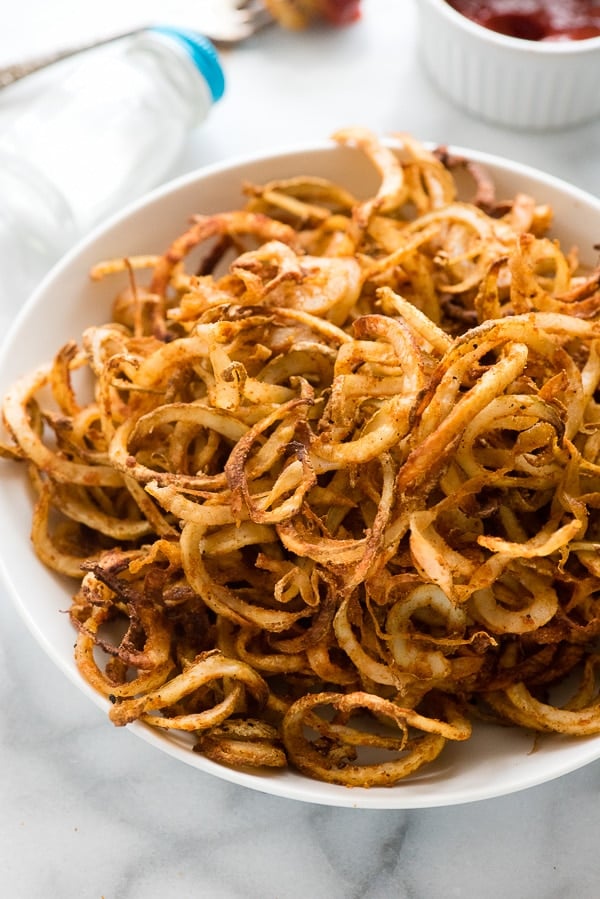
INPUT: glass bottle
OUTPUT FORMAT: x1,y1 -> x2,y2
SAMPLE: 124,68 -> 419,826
0,27 -> 225,313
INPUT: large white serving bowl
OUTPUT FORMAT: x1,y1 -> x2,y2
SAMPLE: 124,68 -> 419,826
1,139 -> 600,810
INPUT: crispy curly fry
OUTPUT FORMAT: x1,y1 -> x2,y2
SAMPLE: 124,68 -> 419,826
281,691 -> 456,786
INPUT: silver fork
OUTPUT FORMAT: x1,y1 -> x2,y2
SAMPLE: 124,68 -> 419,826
0,0 -> 274,89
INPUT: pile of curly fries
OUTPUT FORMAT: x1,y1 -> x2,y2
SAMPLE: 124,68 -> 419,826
3,127 -> 600,787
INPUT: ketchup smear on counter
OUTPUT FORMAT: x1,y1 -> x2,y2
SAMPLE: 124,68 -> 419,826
446,0 -> 600,41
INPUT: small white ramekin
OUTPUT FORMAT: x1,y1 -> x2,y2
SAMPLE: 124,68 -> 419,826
416,0 -> 600,130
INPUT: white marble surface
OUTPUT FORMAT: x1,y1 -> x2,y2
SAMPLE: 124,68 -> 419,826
3,2 -> 600,896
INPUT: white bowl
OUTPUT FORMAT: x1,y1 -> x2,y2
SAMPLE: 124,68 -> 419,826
2,140 -> 600,809
417,0 -> 600,130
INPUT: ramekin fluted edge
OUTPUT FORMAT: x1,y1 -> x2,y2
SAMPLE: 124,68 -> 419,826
416,0 -> 600,131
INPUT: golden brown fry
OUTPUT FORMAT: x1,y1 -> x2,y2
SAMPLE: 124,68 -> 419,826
281,692 -> 450,787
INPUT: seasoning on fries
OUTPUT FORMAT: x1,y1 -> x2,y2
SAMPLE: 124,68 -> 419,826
3,127 -> 600,788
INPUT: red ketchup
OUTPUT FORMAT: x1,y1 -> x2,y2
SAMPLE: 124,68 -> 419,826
446,0 -> 600,41
321,0 -> 362,26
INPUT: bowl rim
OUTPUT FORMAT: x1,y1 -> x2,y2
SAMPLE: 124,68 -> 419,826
420,0 -> 600,54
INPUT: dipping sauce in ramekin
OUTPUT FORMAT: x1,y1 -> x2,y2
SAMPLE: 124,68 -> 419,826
418,0 -> 600,128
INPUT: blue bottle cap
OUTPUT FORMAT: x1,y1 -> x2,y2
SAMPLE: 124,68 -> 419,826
150,26 -> 226,103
